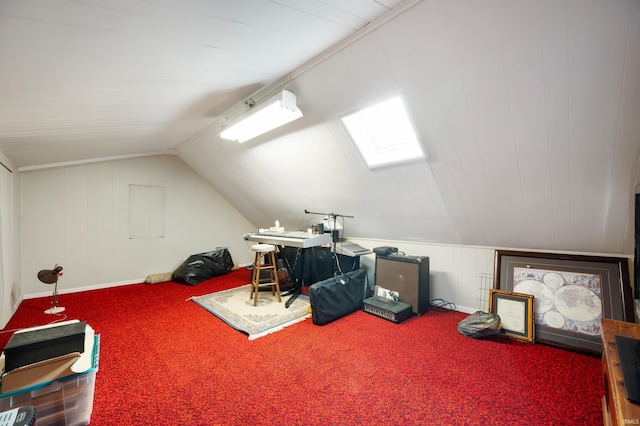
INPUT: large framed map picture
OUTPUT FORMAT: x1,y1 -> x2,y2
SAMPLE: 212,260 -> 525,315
495,250 -> 633,355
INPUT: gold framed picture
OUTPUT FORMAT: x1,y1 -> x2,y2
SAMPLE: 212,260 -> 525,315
489,289 -> 535,343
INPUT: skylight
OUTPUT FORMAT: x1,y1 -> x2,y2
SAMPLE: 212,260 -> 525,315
341,95 -> 425,169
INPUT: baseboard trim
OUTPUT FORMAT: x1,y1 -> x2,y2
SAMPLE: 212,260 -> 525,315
453,305 -> 476,315
24,278 -> 146,299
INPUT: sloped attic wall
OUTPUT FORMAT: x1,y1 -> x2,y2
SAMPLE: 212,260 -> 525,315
179,0 -> 640,256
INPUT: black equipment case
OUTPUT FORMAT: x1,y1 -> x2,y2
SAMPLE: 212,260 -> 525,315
309,269 -> 369,325
3,321 -> 86,373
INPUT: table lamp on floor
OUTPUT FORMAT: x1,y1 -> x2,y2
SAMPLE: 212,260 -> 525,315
38,264 -> 64,314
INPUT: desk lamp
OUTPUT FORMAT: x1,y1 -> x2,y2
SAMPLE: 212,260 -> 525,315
38,265 -> 64,314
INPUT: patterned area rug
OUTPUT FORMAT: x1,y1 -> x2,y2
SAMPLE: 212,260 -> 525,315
190,284 -> 311,340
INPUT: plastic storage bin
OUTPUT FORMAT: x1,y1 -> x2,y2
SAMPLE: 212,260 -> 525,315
0,335 -> 100,426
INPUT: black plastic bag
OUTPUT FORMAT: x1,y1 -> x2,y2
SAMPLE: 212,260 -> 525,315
457,311 -> 501,339
172,248 -> 234,285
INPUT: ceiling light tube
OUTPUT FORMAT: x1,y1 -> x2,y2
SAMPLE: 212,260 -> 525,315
220,89 -> 303,143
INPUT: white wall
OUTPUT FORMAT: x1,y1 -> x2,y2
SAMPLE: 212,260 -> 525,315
19,155 -> 256,297
12,153 -> 635,321
0,164 -> 20,327
348,238 -> 495,313
348,237 -> 633,314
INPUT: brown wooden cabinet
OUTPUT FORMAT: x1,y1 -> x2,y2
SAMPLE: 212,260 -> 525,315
601,318 -> 640,425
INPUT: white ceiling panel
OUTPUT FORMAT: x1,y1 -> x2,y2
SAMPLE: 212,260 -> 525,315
0,0 -> 405,167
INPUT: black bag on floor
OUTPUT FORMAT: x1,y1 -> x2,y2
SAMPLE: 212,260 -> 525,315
309,269 -> 369,326
172,248 -> 234,285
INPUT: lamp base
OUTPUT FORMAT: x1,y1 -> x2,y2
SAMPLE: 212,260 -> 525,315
44,306 -> 65,314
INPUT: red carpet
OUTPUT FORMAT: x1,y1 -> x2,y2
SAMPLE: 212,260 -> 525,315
0,269 -> 603,425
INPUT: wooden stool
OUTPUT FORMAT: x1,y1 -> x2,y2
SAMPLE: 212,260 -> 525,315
249,244 -> 281,306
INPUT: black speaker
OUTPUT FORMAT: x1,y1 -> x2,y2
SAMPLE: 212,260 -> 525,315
374,254 -> 430,314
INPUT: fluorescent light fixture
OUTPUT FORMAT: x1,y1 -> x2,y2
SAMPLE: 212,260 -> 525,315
341,95 -> 425,169
220,89 -> 303,143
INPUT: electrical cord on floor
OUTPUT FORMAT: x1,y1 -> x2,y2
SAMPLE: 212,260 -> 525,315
0,313 -> 68,335
429,299 -> 457,311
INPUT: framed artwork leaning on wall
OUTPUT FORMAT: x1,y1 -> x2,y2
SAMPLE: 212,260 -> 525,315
489,289 -> 535,343
495,250 -> 633,355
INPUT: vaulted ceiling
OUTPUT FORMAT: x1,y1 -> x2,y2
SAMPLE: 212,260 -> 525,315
1,0 -> 639,255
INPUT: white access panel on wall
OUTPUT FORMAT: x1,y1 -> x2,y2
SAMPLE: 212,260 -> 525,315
129,184 -> 164,239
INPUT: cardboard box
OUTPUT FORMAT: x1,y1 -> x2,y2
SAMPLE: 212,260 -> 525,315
1,352 -> 80,394
3,321 -> 86,373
